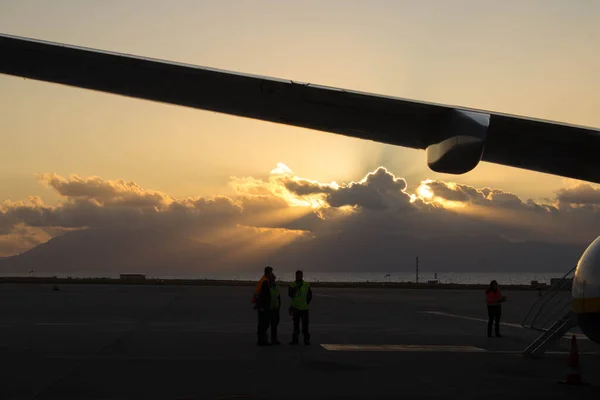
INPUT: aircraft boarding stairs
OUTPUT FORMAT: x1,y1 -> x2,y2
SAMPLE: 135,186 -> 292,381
521,266 -> 577,358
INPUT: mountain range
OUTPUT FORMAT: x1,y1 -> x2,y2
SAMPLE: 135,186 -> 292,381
0,224 -> 585,276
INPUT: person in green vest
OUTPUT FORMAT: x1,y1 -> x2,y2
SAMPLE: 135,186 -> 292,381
269,273 -> 282,345
288,270 -> 312,345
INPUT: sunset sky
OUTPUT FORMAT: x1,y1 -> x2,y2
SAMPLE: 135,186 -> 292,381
1,1 -> 600,272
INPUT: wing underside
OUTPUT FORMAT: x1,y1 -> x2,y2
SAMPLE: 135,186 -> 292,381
1,33 -> 599,183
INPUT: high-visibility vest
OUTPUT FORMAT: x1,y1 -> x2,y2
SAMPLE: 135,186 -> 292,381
290,281 -> 310,310
252,275 -> 269,303
486,289 -> 502,305
270,284 -> 280,309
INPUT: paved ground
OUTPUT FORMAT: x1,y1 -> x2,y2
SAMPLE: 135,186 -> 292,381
0,284 -> 598,399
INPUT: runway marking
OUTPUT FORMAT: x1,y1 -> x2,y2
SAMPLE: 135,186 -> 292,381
424,311 -> 523,329
35,322 -> 96,326
317,293 -> 436,301
321,344 -> 485,352
34,321 -> 135,327
423,311 -> 589,340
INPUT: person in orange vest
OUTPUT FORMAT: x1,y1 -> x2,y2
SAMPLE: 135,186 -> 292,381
253,266 -> 273,346
485,280 -> 506,338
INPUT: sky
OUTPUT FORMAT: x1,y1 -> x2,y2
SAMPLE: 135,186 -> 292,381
1,0 -> 600,273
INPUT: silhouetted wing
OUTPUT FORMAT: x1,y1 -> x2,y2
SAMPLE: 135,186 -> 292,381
1,33 -> 599,182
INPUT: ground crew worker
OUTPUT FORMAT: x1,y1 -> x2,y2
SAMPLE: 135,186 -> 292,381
288,270 -> 312,345
253,266 -> 273,346
269,273 -> 282,345
485,280 -> 506,338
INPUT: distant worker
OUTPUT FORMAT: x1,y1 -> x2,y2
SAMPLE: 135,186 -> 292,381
269,273 -> 282,345
288,270 -> 312,345
253,266 -> 273,346
485,280 -> 507,338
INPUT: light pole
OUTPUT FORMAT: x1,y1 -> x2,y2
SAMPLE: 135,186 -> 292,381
416,256 -> 419,284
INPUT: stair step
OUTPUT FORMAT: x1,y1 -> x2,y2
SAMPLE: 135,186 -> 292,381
523,311 -> 576,358
521,266 -> 577,358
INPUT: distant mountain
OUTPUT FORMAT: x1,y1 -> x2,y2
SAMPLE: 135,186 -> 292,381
0,224 -> 586,276
0,224 -> 227,276
265,230 -> 585,274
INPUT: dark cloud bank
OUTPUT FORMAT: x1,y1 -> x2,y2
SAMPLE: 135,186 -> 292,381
1,168 -> 599,275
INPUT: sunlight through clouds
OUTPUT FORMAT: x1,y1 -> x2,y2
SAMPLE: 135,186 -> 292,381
410,180 -> 467,210
1,163 -> 600,274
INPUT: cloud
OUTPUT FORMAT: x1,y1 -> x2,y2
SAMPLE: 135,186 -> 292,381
280,167 -> 409,210
38,173 -> 171,208
325,167 -> 409,210
0,165 -> 599,273
556,183 -> 600,206
270,162 -> 293,175
0,176 -> 244,237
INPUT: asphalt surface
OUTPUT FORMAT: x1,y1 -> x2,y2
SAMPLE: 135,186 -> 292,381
0,284 -> 599,399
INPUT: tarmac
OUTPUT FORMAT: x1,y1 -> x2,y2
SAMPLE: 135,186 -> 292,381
1,283 -> 599,399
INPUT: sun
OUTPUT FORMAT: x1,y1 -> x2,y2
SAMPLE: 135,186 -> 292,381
409,181 -> 467,210
416,184 -> 434,200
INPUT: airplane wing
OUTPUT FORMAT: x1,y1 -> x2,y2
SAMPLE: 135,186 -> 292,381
1,33 -> 599,183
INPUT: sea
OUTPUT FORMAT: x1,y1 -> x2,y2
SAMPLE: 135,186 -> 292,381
1,271 -> 568,286
174,271 -> 565,285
